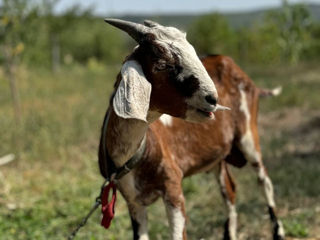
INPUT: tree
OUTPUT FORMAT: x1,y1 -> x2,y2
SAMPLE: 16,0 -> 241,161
303,22 -> 320,60
41,1 -> 92,72
263,1 -> 311,64
0,0 -> 30,124
187,13 -> 236,56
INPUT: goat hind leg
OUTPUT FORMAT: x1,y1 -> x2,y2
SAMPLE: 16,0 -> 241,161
252,161 -> 285,240
240,143 -> 285,239
215,161 -> 238,240
238,88 -> 284,240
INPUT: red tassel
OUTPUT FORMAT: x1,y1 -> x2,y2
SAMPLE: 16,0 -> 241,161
101,181 -> 117,229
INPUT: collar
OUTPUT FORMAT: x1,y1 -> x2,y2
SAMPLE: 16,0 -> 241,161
113,136 -> 146,180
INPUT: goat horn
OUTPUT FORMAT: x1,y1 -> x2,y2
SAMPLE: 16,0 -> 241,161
104,18 -> 148,43
215,104 -> 231,111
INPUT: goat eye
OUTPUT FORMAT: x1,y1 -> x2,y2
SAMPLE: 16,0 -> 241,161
155,61 -> 167,71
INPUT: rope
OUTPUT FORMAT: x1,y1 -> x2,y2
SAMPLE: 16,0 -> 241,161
66,149 -> 144,240
67,112 -> 146,239
67,179 -> 108,240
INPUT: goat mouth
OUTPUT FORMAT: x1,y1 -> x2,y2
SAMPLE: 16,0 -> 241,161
196,108 -> 214,119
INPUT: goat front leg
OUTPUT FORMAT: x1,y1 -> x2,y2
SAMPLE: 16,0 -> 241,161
163,181 -> 187,240
215,161 -> 237,240
118,173 -> 150,240
128,203 -> 149,240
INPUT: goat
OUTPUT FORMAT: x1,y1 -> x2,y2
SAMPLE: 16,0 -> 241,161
98,19 -> 229,240
99,19 -> 284,239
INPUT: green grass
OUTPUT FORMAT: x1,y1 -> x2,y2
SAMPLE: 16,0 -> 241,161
0,63 -> 319,239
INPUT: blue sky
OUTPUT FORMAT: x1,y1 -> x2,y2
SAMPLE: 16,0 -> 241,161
54,0 -> 320,15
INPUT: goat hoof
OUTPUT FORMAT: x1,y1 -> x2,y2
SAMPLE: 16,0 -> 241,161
273,223 -> 285,240
273,221 -> 285,240
273,235 -> 285,240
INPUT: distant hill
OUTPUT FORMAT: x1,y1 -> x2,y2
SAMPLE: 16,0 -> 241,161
114,3 -> 320,30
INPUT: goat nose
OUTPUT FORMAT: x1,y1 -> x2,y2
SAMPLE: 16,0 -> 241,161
205,95 -> 218,105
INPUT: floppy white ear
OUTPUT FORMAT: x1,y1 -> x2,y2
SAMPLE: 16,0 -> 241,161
113,60 -> 152,122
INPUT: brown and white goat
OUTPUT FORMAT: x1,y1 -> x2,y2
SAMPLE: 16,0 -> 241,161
99,20 -> 284,240
99,19 -> 228,240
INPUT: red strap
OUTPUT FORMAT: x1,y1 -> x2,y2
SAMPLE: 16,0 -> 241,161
101,181 -> 117,229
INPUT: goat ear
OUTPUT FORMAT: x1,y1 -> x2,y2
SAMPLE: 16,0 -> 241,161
113,60 -> 151,122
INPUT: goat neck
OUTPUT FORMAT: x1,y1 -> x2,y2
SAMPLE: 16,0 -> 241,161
104,107 -> 159,168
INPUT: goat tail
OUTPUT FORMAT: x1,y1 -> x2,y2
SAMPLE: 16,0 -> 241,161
258,86 -> 282,98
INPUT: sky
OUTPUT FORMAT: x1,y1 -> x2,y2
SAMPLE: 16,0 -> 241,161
54,0 -> 320,15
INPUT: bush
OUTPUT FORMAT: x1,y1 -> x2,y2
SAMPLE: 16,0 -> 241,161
188,13 -> 236,56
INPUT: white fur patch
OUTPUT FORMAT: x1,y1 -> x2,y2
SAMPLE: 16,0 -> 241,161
139,234 -> 149,240
150,25 -> 218,116
277,220 -> 286,238
239,88 -> 250,122
239,87 -> 278,210
159,114 -> 173,126
165,205 -> 185,240
264,176 -> 276,207
227,202 -> 237,240
271,86 -> 282,96
238,88 -> 261,163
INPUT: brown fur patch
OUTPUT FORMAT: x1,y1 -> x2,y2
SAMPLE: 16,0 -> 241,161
220,161 -> 236,204
118,55 -> 262,196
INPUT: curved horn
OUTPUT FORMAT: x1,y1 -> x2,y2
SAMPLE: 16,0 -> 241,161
104,18 -> 148,43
